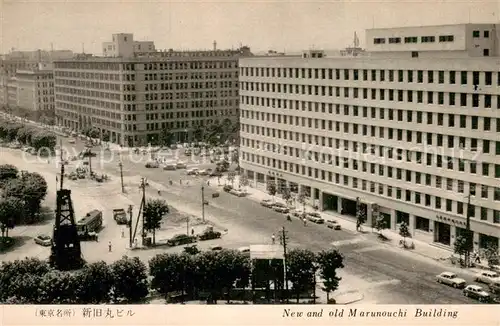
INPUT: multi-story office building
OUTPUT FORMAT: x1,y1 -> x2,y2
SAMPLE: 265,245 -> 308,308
16,65 -> 55,114
102,33 -> 156,57
239,23 -> 500,251
54,35 -> 252,146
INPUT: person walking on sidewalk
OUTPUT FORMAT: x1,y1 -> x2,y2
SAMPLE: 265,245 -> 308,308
108,241 -> 112,252
271,233 -> 276,244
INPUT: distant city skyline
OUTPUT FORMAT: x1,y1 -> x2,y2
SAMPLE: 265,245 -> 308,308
1,0 -> 499,55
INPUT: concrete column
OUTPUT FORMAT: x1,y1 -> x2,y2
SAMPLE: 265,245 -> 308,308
450,224 -> 456,247
408,214 -> 415,236
298,184 -> 303,195
337,196 -> 342,214
473,232 -> 480,251
310,187 -> 316,206
285,180 -> 290,189
390,209 -> 397,230
366,204 -> 373,227
264,174 -> 268,184
253,172 -> 258,188
318,190 -> 324,211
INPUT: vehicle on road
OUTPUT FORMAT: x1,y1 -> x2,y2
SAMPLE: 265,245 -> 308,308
145,161 -> 159,168
68,138 -> 76,144
260,199 -> 274,208
198,227 -> 222,241
272,203 -> 289,213
167,234 -> 197,247
187,168 -> 199,175
184,149 -> 192,156
475,271 -> 499,284
176,162 -> 187,169
163,164 -> 177,171
307,212 -> 322,218
34,235 -> 52,246
229,189 -> 246,197
113,208 -> 128,225
309,216 -> 325,224
77,210 -> 103,240
212,192 -> 220,198
326,219 -> 341,230
210,245 -> 223,251
238,247 -> 250,256
463,285 -> 491,302
223,185 -> 233,192
489,279 -> 500,294
436,272 -> 467,288
198,169 -> 209,176
209,171 -> 223,177
292,209 -> 304,217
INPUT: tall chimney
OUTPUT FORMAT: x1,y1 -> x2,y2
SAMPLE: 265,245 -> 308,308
213,40 -> 217,51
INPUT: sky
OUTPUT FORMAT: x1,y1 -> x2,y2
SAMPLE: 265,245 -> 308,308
1,0 -> 499,55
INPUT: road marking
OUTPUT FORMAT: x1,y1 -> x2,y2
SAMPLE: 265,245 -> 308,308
353,245 -> 385,253
331,238 -> 365,247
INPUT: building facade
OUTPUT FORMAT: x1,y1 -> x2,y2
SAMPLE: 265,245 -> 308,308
15,67 -> 55,114
54,47 -> 251,146
238,24 -> 500,251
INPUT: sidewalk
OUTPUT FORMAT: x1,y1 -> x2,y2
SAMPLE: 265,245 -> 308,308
209,174 -> 488,278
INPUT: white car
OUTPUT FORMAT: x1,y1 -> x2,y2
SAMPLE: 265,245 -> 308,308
176,162 -> 187,169
198,169 -> 209,176
475,271 -> 499,284
68,138 -> 76,144
436,272 -> 467,288
186,168 -> 199,175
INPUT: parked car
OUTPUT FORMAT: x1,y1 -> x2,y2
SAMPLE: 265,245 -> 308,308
68,138 -> 76,144
489,279 -> 500,294
307,212 -> 322,218
260,199 -> 274,208
34,235 -> 52,246
145,161 -> 159,168
463,285 -> 491,302
326,219 -> 341,230
186,168 -> 198,175
309,216 -> 325,224
223,185 -> 233,192
209,171 -> 223,177
176,162 -> 187,169
167,234 -> 197,247
273,203 -> 289,213
198,169 -> 209,176
436,272 -> 467,288
163,164 -> 177,170
292,209 -> 305,217
229,189 -> 246,197
198,228 -> 222,241
475,271 -> 500,284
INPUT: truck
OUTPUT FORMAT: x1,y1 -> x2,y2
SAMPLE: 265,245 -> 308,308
113,209 -> 128,225
76,210 -> 103,240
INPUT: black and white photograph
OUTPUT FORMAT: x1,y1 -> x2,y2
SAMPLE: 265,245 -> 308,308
0,0 -> 499,315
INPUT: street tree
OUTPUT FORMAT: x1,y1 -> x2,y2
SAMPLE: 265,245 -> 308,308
193,126 -> 204,142
483,244 -> 499,268
5,124 -> 22,141
149,253 -> 185,299
399,222 -> 411,246
374,215 -> 387,235
31,132 -> 56,153
239,174 -> 249,191
227,171 -> 236,188
4,172 -> 48,223
316,249 -> 345,303
0,257 -> 51,302
38,270 -> 79,304
215,249 -> 251,303
267,181 -> 277,201
74,261 -> 113,304
355,203 -> 366,232
16,127 -> 35,145
282,187 -> 292,205
286,248 -> 317,303
159,129 -> 174,147
454,235 -> 468,266
143,199 -> 169,245
0,164 -> 18,184
0,197 -> 24,238
110,256 -> 149,303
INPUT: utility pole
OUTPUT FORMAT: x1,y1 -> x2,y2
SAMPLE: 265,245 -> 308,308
118,162 -> 125,193
141,178 -> 146,245
280,226 -> 289,303
186,216 -> 190,235
59,139 -> 64,189
201,185 -> 206,223
128,205 -> 133,248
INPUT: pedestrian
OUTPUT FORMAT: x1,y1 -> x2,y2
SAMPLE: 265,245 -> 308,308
207,180 -> 210,186
271,233 -> 275,244
180,179 -> 182,185
191,228 -> 195,236
108,241 -> 112,252
303,218 -> 307,226
475,251 -> 481,263
134,238 -> 138,248
121,229 -> 125,238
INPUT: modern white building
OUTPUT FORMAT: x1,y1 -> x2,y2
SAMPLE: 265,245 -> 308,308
238,23 -> 500,252
102,33 -> 156,57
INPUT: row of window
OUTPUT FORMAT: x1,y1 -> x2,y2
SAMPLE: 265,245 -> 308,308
240,67 -> 500,87
240,125 -> 500,177
240,104 -> 500,134
380,34 -> 455,44
240,150 -> 500,223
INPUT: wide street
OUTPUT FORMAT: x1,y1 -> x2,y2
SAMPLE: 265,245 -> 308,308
45,135 -> 481,304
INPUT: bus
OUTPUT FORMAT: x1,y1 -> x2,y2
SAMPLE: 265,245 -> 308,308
76,210 -> 103,239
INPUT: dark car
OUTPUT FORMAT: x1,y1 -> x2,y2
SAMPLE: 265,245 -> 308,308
198,229 -> 222,241
167,234 -> 197,247
463,285 -> 491,302
223,185 -> 233,192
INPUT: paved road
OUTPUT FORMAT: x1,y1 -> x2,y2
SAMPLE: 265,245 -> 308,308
51,136 -> 481,304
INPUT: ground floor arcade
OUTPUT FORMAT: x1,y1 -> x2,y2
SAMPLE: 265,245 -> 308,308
243,167 -> 500,253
